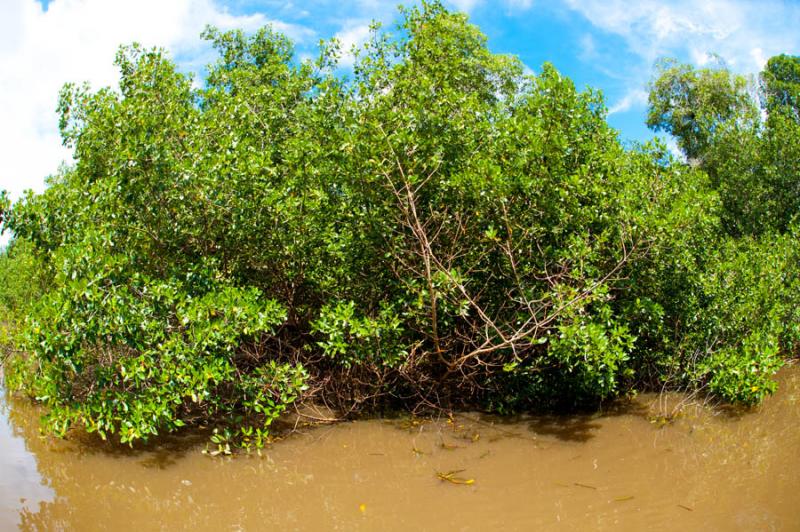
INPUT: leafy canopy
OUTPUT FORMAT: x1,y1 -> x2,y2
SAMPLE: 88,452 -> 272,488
1,2 -> 797,448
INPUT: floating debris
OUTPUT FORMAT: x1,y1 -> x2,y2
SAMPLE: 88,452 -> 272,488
649,412 -> 681,428
436,470 -> 475,485
613,496 -> 634,502
677,504 -> 694,512
574,482 -> 597,490
393,417 -> 426,431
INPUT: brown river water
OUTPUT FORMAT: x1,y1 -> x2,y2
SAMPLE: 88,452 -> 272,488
1,365 -> 799,531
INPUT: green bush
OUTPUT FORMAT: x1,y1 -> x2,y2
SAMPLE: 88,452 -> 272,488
690,231 -> 800,402
4,228 -> 306,444
1,1 -> 797,447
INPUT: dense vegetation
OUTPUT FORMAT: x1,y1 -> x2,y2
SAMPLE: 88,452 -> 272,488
0,2 -> 798,448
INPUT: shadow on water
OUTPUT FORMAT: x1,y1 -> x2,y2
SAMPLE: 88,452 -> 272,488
526,399 -> 650,442
1,384 -> 211,470
375,394 -> 657,444
524,414 -> 603,443
471,397 -> 651,444
87,429 -> 214,469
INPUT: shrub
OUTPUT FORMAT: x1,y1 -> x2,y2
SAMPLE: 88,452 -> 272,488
1,1 -> 797,446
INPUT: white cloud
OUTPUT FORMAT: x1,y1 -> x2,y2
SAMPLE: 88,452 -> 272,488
0,0 -> 311,247
750,47 -> 767,70
579,33 -> 596,60
565,0 -> 800,72
664,136 -> 683,160
334,22 -> 372,67
608,88 -> 648,115
564,0 -> 800,124
448,0 -> 482,14
505,0 -> 534,9
689,49 -> 714,67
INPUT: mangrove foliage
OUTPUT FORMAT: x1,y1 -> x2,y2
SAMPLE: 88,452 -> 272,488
0,2 -> 798,447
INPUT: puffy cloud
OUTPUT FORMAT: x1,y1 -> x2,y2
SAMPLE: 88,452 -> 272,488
0,0 -> 310,210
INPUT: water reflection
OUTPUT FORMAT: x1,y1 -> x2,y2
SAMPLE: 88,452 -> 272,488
1,366 -> 798,531
0,385 -> 54,531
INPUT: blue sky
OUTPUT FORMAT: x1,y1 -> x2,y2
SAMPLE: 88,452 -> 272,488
2,0 -> 800,223
226,1 -> 662,140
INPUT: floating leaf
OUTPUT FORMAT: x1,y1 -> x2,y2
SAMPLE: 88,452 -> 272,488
436,470 -> 475,485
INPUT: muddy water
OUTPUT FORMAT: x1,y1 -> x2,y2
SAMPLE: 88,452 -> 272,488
1,367 -> 799,531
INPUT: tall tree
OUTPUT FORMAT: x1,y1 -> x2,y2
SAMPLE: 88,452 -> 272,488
646,57 -> 758,163
647,56 -> 800,235
760,54 -> 800,120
